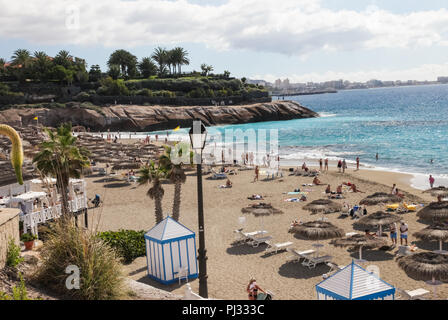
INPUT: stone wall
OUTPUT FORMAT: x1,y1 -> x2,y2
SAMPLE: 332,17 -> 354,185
0,209 -> 20,268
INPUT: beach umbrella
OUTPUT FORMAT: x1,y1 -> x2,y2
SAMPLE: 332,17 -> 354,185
417,201 -> 448,221
289,221 -> 344,257
397,251 -> 448,299
414,223 -> 448,254
356,211 -> 402,235
241,202 -> 283,231
360,192 -> 402,205
330,234 -> 387,262
423,187 -> 448,198
303,199 -> 342,214
112,162 -> 141,170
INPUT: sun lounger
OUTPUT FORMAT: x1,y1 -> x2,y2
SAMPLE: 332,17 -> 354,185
265,241 -> 293,254
322,262 -> 344,278
234,229 -> 268,244
208,173 -> 227,180
302,255 -> 333,269
345,232 -> 359,237
286,248 -> 315,263
397,288 -> 430,300
249,235 -> 273,248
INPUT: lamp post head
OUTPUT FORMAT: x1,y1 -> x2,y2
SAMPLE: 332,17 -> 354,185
189,120 -> 207,152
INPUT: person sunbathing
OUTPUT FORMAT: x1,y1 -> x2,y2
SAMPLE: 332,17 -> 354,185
290,219 -> 302,227
248,194 -> 263,200
336,185 -> 343,194
313,177 -> 322,185
350,184 -> 364,193
325,185 -> 331,194
226,179 -> 233,188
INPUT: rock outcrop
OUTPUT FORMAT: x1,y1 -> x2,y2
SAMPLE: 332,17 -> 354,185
0,101 -> 318,131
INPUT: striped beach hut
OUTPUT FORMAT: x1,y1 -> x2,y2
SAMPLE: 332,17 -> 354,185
144,217 -> 198,284
316,261 -> 395,300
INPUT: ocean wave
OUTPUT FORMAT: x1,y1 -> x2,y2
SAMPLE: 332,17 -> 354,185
318,112 -> 337,118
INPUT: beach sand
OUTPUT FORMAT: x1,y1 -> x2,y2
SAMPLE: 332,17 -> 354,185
84,161 -> 447,300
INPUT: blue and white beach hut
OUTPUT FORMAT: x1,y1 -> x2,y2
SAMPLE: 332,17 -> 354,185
144,216 -> 198,284
316,261 -> 395,300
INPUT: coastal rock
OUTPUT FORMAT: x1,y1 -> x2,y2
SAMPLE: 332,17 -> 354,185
0,101 -> 318,131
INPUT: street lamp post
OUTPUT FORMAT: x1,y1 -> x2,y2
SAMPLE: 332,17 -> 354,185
189,120 -> 208,298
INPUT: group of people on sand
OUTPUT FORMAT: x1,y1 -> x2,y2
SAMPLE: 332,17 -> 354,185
390,183 -> 404,198
319,158 -> 329,172
364,220 -> 410,247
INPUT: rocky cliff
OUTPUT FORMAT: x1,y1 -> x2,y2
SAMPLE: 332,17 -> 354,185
0,101 -> 318,131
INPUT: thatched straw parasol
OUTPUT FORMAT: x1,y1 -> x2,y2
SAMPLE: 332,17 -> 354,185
303,199 -> 342,214
241,203 -> 283,230
414,223 -> 448,254
241,202 -> 283,216
397,251 -> 448,298
330,234 -> 387,261
290,221 -> 344,256
360,192 -> 402,205
289,221 -> 344,240
417,201 -> 448,221
356,211 -> 402,235
112,162 -> 141,170
423,187 -> 448,198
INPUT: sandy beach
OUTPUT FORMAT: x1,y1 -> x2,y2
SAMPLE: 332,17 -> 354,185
80,150 -> 448,300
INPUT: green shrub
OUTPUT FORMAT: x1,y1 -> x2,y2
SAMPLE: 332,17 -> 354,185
20,233 -> 37,242
35,222 -> 124,300
0,274 -> 36,300
137,88 -> 153,97
6,238 -> 24,268
74,91 -> 90,102
98,230 -> 145,263
97,77 -> 130,96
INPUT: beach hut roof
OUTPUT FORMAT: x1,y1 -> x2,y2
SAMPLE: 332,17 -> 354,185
144,216 -> 195,243
316,260 -> 395,300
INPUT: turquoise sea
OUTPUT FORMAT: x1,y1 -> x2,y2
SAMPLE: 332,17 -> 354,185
105,84 -> 448,189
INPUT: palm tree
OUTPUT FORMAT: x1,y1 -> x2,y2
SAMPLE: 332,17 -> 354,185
107,49 -> 138,78
54,50 -> 73,69
10,49 -> 32,82
138,161 -> 166,224
200,63 -> 214,76
171,47 -> 190,74
11,49 -> 31,67
32,51 -> 53,82
138,57 -> 157,78
151,47 -> 168,76
159,144 -> 191,221
33,123 -> 90,216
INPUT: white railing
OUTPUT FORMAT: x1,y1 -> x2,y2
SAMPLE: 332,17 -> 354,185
21,195 -> 88,235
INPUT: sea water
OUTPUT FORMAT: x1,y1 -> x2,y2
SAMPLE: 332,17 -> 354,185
100,84 -> 448,190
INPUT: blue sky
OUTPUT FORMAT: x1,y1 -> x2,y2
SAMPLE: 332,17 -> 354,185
1,0 -> 448,83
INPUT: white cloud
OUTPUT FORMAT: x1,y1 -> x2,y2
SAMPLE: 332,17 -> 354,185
1,0 -> 448,56
252,62 -> 448,83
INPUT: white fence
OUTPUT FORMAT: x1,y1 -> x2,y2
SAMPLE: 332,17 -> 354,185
21,195 -> 88,235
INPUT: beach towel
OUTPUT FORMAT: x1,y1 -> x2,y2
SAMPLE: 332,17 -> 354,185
287,192 -> 308,195
285,198 -> 300,202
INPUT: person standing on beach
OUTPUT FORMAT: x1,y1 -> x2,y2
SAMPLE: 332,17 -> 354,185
391,183 -> 397,195
337,160 -> 342,173
429,175 -> 435,188
390,222 -> 397,246
342,159 -> 347,173
400,221 -> 409,246
319,158 -> 323,172
324,158 -> 329,172
356,157 -> 360,170
254,166 -> 259,182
